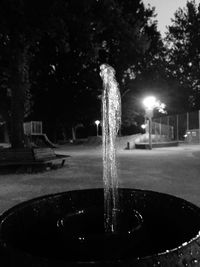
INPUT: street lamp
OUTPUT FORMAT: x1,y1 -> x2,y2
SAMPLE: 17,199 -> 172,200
142,96 -> 166,150
95,120 -> 100,136
142,96 -> 157,150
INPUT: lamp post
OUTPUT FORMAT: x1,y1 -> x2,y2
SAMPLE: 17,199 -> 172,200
142,96 -> 166,150
95,120 -> 100,136
142,96 -> 157,150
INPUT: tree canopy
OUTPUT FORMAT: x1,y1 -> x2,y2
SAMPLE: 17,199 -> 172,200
0,0 -> 169,144
165,0 -> 200,111
0,0 -> 69,147
30,0 -> 162,138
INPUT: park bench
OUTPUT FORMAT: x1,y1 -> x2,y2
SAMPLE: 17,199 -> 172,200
33,147 -> 66,166
0,147 -> 67,168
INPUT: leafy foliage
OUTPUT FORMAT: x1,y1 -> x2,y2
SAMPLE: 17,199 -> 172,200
0,0 -> 69,146
30,0 -> 161,137
165,0 -> 200,110
0,0 -> 166,143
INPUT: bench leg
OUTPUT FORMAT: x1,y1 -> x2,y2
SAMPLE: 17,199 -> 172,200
61,159 -> 65,167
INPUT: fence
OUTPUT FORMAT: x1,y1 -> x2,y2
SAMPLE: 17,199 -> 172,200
153,110 -> 200,143
151,121 -> 174,140
143,120 -> 174,143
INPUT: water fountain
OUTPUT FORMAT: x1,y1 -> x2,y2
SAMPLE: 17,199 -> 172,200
100,63 -> 121,233
0,64 -> 200,266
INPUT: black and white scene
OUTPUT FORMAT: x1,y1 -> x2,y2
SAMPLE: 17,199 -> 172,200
0,0 -> 200,266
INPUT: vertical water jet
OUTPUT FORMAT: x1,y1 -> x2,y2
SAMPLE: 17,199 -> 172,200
100,64 -> 121,233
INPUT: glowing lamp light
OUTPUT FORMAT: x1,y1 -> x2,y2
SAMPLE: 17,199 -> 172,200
143,96 -> 166,114
143,96 -> 158,111
95,120 -> 100,126
141,124 -> 146,129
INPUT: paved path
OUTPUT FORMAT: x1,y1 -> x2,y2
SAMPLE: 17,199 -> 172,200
0,144 -> 200,214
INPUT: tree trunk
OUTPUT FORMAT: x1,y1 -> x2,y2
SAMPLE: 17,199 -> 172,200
72,127 -> 76,141
9,36 -> 30,149
3,123 -> 10,143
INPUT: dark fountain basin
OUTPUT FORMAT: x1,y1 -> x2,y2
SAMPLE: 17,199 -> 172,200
0,188 -> 200,266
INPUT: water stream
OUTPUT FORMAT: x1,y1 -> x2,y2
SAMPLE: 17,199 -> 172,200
100,64 -> 121,233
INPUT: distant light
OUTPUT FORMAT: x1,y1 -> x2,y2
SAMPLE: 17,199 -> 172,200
95,120 -> 100,136
95,120 -> 100,126
141,124 -> 146,129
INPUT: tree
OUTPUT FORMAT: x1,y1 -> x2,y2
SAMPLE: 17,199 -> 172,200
30,0 -> 160,139
0,0 -> 69,148
165,0 -> 200,111
0,0 -> 165,145
119,6 -> 168,128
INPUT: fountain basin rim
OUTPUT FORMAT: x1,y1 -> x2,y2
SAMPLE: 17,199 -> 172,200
0,188 -> 200,265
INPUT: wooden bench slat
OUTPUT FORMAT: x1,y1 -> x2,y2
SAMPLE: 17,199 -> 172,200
33,148 -> 56,161
0,148 -> 68,168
